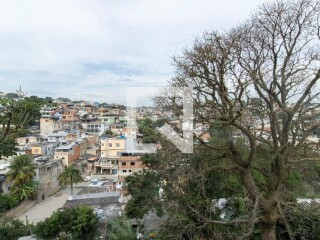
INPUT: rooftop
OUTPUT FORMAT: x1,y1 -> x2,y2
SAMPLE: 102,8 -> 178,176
55,144 -> 74,150
74,191 -> 119,200
48,132 -> 67,137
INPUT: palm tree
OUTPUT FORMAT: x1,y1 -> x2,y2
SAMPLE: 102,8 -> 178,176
6,155 -> 36,185
106,216 -> 138,240
11,182 -> 37,200
58,166 -> 83,195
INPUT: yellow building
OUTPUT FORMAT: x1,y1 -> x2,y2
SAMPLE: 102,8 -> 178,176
31,144 -> 47,155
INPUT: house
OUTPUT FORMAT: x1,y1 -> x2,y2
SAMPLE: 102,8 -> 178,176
31,143 -> 47,155
15,148 -> 32,156
34,156 -> 64,201
62,110 -> 80,123
86,135 -> 98,146
110,123 -> 125,134
92,136 -> 126,180
47,132 -> 68,144
16,135 -> 40,147
118,156 -> 143,180
81,121 -> 109,136
100,137 -> 126,158
40,107 -> 60,119
93,157 -> 119,180
15,135 -> 43,155
97,114 -> 118,124
120,127 -> 137,138
54,143 -> 80,167
40,118 -> 63,135
77,139 -> 89,156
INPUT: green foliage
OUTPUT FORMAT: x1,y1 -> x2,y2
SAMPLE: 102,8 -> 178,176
58,166 -> 83,195
0,194 -> 9,212
7,192 -> 20,208
126,139 -> 320,239
0,192 -> 24,212
140,154 -> 159,168
284,170 -> 308,200
126,144 -> 248,238
56,97 -> 71,102
11,181 -> 37,201
0,95 -> 45,157
138,118 -> 161,144
0,136 -> 17,158
0,214 -> 29,240
6,155 -> 36,185
105,129 -> 115,137
106,216 -> 137,240
0,96 -> 44,129
2,155 -> 37,208
6,93 -> 19,99
33,206 -> 98,240
125,170 -> 162,219
44,96 -> 53,104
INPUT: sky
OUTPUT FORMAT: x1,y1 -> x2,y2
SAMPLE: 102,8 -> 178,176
0,0 -> 267,104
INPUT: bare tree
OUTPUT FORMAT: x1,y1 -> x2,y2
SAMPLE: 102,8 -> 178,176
156,0 -> 320,239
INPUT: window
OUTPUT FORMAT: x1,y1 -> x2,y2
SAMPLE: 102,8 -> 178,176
102,143 -> 104,147
129,170 -> 132,173
122,162 -> 126,166
109,143 -> 112,147
47,165 -> 52,171
116,143 -> 120,147
130,162 -> 135,166
122,170 -> 127,173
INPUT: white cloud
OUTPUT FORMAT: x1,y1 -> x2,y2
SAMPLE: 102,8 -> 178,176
0,0 -> 267,103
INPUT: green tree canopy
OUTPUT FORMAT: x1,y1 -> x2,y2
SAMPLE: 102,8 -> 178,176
138,118 -> 161,144
0,95 -> 45,158
106,216 -> 137,240
0,214 -> 29,240
6,155 -> 36,185
58,166 -> 83,195
33,206 -> 98,240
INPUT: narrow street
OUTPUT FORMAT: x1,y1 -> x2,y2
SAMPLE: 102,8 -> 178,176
16,186 -> 82,224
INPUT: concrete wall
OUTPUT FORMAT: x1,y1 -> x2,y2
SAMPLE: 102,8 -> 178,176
40,118 -> 62,135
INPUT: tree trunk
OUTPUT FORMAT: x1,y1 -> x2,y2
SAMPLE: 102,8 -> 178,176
261,222 -> 276,240
260,204 -> 278,240
71,181 -> 73,196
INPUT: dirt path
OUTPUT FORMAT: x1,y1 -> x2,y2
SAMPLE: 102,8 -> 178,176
16,186 -> 82,224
